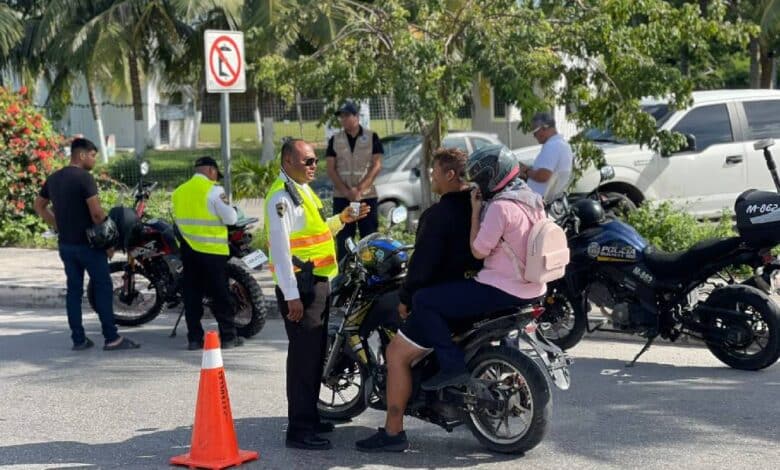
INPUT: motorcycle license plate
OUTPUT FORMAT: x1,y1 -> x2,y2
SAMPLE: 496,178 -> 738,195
241,250 -> 268,269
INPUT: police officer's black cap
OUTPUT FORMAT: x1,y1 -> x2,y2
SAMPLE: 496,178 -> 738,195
334,101 -> 359,116
194,156 -> 223,178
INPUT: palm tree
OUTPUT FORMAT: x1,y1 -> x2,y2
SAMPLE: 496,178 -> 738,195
0,3 -> 24,70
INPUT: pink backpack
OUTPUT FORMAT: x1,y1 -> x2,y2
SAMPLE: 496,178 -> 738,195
500,207 -> 570,284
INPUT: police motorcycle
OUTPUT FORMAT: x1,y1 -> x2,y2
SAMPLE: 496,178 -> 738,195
538,160 -> 780,370
86,160 -> 267,338
317,207 -> 571,454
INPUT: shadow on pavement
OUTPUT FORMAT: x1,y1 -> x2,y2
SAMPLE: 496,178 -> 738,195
0,416 -> 525,469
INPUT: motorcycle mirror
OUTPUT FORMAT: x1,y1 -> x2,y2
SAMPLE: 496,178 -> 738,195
345,238 -> 357,254
139,160 -> 151,176
389,206 -> 408,226
754,138 -> 775,151
599,165 -> 615,182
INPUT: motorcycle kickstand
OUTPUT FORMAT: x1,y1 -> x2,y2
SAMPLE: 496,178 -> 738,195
170,307 -> 185,338
626,336 -> 656,368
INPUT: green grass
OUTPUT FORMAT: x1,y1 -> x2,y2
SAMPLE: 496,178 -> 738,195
197,118 -> 473,147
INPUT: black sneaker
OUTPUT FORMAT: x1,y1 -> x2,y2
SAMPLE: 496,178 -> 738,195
421,371 -> 470,391
221,336 -> 244,349
72,337 -> 94,351
355,428 -> 409,453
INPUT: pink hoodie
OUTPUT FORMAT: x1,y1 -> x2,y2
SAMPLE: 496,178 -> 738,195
471,189 -> 548,300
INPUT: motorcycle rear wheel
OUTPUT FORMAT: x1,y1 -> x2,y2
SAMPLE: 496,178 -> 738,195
87,261 -> 163,326
704,284 -> 780,370
224,259 -> 267,338
466,345 -> 551,454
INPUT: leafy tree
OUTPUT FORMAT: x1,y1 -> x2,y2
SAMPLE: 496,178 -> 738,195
293,0 -> 752,210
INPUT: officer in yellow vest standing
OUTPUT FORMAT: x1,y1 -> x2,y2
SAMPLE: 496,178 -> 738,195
172,157 -> 241,351
326,101 -> 383,262
266,139 -> 369,450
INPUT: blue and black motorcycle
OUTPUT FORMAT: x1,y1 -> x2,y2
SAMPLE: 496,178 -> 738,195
540,146 -> 780,370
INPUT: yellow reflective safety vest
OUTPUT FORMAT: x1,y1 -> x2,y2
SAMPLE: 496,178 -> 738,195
265,176 -> 338,281
172,175 -> 229,255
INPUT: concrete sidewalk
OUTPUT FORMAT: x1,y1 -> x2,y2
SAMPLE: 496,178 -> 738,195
0,248 -> 279,314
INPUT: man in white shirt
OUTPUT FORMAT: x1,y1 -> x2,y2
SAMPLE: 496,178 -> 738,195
265,139 -> 369,451
520,112 -> 574,201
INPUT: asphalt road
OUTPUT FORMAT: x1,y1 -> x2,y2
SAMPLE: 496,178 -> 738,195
1,306 -> 778,469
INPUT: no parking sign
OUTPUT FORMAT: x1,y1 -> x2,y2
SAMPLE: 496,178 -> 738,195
204,30 -> 246,93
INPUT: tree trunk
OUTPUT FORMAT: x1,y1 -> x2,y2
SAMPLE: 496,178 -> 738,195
750,36 -> 761,89
419,116 -> 443,211
192,81 -> 205,149
86,74 -> 109,164
129,51 -> 146,158
760,42 -> 776,89
254,90 -> 263,147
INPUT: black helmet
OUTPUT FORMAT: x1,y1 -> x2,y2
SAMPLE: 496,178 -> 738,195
571,198 -> 606,229
108,206 -> 140,248
357,233 -> 408,285
86,217 -> 120,249
465,144 -> 520,199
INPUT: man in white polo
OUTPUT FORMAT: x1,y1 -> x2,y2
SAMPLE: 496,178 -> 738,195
520,112 -> 573,201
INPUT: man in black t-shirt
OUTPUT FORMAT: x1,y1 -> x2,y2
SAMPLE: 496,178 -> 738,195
34,138 -> 139,351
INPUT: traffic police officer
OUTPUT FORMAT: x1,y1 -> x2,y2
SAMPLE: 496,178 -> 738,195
265,139 -> 369,450
172,156 -> 241,351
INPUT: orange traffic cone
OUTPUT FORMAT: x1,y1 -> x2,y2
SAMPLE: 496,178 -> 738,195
170,331 -> 259,469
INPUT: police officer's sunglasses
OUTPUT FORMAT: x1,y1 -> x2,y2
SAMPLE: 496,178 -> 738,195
303,157 -> 318,167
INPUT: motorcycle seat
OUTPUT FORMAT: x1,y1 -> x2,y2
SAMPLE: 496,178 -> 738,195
449,304 -> 539,338
643,237 -> 743,279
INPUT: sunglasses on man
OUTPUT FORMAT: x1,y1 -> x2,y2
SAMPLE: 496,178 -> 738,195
303,157 -> 318,167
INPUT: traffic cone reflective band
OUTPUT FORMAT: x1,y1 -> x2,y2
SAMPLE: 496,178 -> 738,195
170,331 -> 259,469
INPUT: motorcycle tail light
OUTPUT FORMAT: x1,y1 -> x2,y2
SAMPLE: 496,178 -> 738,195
531,305 -> 545,319
230,231 -> 244,242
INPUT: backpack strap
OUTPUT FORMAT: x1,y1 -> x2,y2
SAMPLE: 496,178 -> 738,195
499,236 -> 526,280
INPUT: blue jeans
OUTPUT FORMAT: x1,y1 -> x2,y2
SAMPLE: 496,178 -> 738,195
401,279 -> 532,374
58,243 -> 119,345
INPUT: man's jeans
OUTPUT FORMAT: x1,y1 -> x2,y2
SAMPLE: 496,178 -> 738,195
58,243 -> 119,345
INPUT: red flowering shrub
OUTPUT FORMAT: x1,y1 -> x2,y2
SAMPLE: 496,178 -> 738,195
0,86 -> 67,245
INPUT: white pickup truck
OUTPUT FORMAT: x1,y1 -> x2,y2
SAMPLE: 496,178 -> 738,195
513,90 -> 780,218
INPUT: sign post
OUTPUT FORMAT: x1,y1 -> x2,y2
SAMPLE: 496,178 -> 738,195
204,30 -> 246,203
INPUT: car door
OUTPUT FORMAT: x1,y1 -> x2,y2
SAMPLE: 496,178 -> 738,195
650,103 -> 746,217
738,99 -> 780,193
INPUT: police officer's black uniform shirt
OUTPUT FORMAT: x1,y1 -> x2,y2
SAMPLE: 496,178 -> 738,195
398,190 -> 483,306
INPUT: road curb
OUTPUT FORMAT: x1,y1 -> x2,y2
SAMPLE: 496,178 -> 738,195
0,283 -> 282,318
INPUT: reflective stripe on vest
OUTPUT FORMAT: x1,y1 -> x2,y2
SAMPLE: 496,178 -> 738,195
264,176 -> 338,281
172,176 -> 229,255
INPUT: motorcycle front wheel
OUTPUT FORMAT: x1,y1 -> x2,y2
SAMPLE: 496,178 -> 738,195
87,261 -> 163,326
539,284 -> 587,350
224,259 -> 267,338
317,329 -> 369,421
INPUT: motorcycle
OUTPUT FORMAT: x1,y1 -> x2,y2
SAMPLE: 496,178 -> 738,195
317,207 -> 572,454
86,160 -> 268,338
538,170 -> 780,369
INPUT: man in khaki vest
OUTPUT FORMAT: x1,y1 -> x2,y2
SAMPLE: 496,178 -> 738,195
326,101 -> 384,261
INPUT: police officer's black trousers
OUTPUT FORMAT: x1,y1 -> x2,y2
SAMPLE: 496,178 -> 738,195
181,241 -> 237,344
276,281 -> 330,439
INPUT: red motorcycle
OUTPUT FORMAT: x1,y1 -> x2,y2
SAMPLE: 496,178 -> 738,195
86,161 -> 267,338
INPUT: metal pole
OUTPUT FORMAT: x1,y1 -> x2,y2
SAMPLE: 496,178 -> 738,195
220,92 -> 232,204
